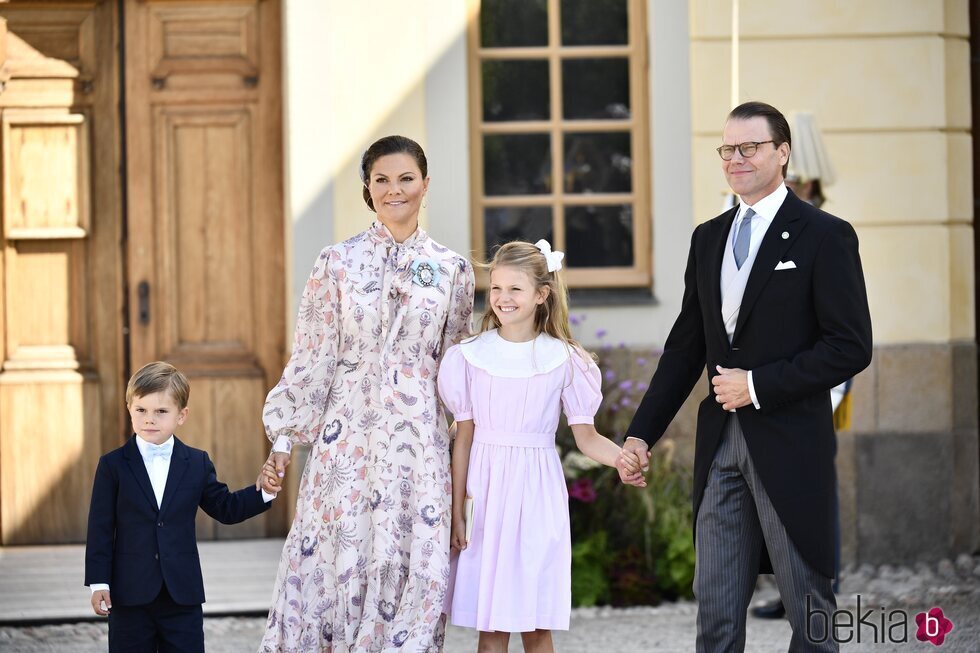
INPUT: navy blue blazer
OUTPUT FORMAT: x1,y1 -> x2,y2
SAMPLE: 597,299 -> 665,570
84,435 -> 270,606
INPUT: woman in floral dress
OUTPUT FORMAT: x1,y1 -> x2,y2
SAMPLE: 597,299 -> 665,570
258,136 -> 475,652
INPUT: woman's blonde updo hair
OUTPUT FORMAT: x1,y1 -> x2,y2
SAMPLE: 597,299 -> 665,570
476,241 -> 592,359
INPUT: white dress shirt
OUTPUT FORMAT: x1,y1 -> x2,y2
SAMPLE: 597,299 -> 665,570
723,183 -> 788,410
138,434 -> 175,508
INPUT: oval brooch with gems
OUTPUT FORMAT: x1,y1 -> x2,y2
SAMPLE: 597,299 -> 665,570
411,258 -> 440,288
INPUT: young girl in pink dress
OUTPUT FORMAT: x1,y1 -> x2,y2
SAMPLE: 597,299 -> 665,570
437,240 -> 646,652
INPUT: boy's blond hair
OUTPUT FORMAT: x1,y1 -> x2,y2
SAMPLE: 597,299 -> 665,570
126,361 -> 190,409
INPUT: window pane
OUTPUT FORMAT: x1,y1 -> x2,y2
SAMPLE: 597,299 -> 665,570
562,58 -> 630,119
565,205 -> 634,267
483,134 -> 552,196
564,132 -> 632,193
483,60 -> 550,122
561,0 -> 628,45
484,207 -> 553,260
481,0 -> 548,47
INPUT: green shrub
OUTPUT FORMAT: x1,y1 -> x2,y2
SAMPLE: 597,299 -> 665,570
570,530 -> 613,607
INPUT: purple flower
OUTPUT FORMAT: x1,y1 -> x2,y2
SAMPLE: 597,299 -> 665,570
636,357 -> 647,367
595,328 -> 608,339
568,478 -> 597,503
619,396 -> 632,407
617,380 -> 634,391
570,314 -> 582,326
604,369 -> 617,382
617,341 -> 626,349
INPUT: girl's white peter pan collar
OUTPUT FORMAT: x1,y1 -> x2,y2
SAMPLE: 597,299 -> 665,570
459,329 -> 570,378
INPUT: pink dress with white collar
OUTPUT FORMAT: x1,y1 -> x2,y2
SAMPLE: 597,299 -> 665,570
438,329 -> 602,632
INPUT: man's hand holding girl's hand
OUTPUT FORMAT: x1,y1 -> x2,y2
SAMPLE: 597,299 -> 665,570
616,446 -> 648,487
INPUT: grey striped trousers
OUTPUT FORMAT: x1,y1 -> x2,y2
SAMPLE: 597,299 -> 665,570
694,415 -> 838,653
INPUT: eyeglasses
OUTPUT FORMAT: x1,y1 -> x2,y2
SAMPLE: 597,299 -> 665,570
716,140 -> 775,161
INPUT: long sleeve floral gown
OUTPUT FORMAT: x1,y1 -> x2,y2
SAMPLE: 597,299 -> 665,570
259,221 -> 475,652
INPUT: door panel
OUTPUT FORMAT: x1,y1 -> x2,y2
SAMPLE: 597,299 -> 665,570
126,0 -> 285,539
158,107 -> 257,364
0,1 -> 123,544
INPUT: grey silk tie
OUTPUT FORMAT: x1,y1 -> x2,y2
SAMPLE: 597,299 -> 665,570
734,208 -> 755,269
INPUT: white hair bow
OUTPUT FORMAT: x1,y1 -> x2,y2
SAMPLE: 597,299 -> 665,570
534,239 -> 565,273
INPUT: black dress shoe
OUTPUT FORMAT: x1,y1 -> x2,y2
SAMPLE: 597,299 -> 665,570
750,599 -> 786,619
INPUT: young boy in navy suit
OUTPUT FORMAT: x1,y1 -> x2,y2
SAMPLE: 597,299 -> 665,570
85,361 -> 277,652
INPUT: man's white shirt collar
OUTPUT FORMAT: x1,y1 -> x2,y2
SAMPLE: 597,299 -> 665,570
736,182 -> 787,225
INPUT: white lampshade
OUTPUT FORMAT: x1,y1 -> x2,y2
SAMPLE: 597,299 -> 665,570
787,112 -> 836,186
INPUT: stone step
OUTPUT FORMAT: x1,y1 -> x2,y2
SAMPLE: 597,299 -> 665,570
0,539 -> 283,623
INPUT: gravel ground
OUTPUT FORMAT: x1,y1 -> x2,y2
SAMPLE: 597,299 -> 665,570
2,555 -> 977,652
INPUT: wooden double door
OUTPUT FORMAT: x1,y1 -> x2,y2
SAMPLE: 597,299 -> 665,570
0,0 -> 286,544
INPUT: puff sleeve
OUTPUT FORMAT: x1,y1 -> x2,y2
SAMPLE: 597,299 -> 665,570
561,351 -> 603,425
262,246 -> 342,450
437,345 -> 473,421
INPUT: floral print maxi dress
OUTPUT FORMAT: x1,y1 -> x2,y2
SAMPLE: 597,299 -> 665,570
259,221 -> 475,652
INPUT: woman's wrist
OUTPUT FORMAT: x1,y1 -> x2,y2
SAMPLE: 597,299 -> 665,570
271,435 -> 292,454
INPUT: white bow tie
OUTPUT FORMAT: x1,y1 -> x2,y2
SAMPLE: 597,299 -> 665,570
145,441 -> 173,462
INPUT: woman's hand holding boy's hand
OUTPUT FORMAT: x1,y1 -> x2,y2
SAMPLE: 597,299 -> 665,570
257,453 -> 289,494
616,447 -> 648,488
91,589 -> 111,616
257,461 -> 279,494
269,452 -> 290,477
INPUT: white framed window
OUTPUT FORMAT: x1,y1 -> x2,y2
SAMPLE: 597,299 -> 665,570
468,0 -> 651,287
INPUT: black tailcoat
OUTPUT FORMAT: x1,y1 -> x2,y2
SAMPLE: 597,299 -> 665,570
628,190 -> 873,576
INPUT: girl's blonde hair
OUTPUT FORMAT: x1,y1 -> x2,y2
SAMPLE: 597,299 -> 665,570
475,241 -> 593,360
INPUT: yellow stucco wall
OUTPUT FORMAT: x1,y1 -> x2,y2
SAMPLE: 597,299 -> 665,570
317,3 -> 473,244
690,0 -> 974,344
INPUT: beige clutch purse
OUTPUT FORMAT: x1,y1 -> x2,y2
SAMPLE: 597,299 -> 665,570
464,495 -> 474,543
